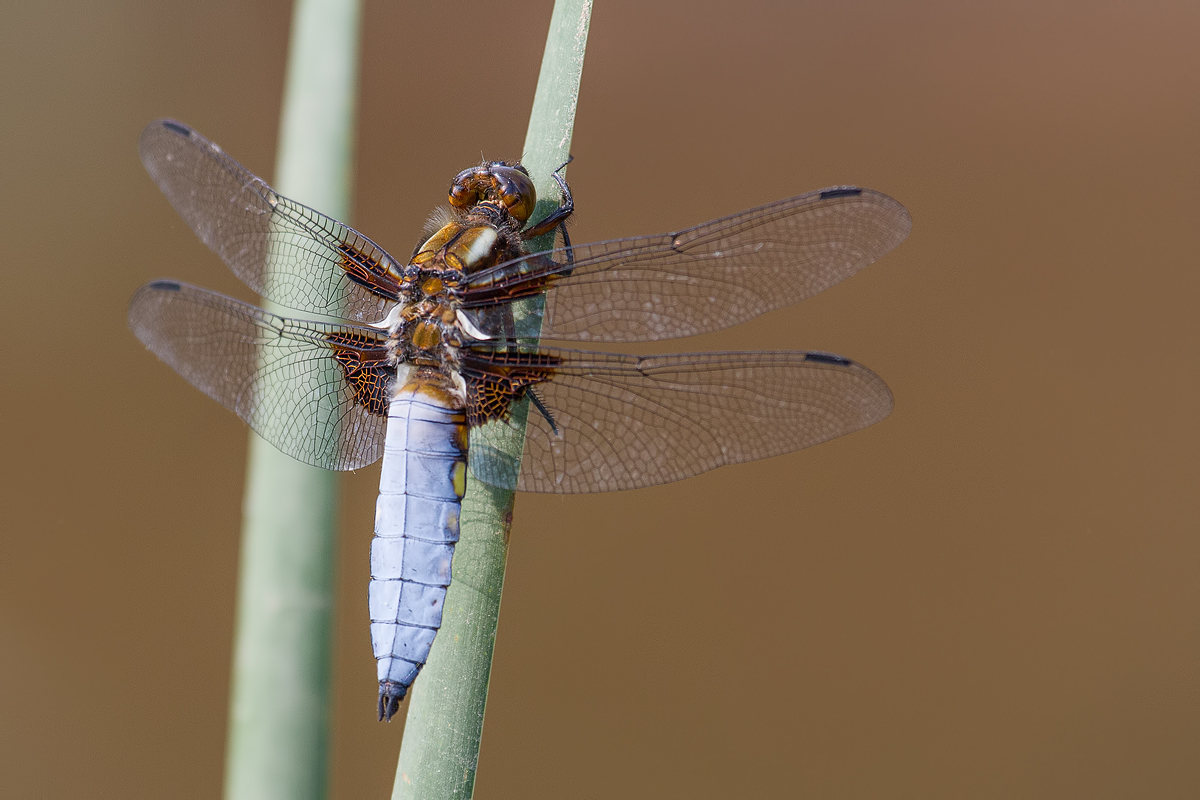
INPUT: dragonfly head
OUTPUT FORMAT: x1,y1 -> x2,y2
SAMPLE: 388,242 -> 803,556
448,161 -> 536,224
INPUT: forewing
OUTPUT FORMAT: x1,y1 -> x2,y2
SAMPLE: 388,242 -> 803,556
462,187 -> 910,342
465,348 -> 892,493
139,119 -> 402,322
128,281 -> 392,470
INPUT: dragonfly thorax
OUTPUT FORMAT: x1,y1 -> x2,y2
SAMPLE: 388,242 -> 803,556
389,205 -> 535,372
387,299 -> 463,368
411,218 -> 526,279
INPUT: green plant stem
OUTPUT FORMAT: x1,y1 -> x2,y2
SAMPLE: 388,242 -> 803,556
391,2 -> 592,798
224,1 -> 361,799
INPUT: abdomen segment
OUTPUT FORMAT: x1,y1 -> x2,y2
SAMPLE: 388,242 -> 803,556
370,384 -> 468,721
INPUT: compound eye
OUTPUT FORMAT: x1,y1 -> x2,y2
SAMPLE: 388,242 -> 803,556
448,184 -> 471,208
491,166 -> 537,223
448,167 -> 481,209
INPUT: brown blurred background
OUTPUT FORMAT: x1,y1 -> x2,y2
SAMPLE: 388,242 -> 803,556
2,1 -> 1198,797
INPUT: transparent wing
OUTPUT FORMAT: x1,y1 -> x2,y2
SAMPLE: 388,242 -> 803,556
465,347 -> 892,493
461,187 -> 910,342
128,280 -> 393,470
139,120 -> 403,322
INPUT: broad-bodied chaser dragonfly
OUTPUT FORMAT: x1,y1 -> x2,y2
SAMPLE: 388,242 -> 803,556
129,120 -> 910,721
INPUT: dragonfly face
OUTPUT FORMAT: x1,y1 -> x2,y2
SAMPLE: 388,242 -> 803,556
129,119 -> 910,719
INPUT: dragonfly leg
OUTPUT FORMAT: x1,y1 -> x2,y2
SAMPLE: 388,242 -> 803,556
522,158 -> 574,240
527,387 -> 560,435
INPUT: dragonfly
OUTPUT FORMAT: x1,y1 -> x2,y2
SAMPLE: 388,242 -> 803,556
129,119 -> 910,721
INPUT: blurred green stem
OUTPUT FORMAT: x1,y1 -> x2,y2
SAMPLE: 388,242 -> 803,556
391,2 -> 592,798
224,1 -> 361,799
